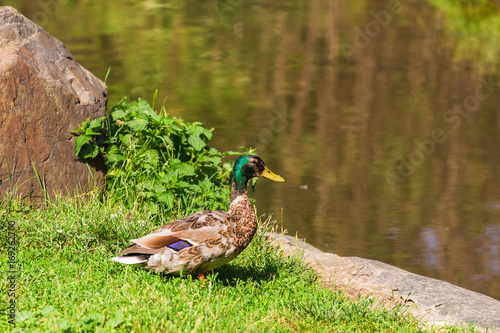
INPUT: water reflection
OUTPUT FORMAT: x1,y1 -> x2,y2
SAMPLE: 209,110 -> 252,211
485,226 -> 500,275
421,228 -> 439,268
3,0 -> 500,300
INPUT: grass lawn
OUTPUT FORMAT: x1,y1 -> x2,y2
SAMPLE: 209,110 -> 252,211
0,195 -> 478,332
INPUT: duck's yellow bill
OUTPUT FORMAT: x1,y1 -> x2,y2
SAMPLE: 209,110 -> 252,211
260,167 -> 286,182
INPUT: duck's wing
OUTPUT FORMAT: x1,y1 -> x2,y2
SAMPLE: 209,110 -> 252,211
115,210 -> 231,256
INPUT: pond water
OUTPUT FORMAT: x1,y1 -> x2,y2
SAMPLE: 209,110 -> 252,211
4,0 -> 500,300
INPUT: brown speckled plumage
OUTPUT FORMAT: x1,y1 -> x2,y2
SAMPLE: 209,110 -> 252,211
111,155 -> 285,276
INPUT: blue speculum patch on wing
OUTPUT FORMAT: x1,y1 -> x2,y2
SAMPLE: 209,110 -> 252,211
167,240 -> 192,251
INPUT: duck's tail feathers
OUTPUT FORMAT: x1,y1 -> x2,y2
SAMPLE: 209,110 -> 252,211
111,255 -> 148,265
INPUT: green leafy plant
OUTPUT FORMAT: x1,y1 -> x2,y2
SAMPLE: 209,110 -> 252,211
72,117 -> 107,159
73,99 -> 241,215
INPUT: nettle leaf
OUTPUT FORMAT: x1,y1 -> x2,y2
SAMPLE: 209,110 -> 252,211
111,109 -> 126,120
174,164 -> 188,177
184,164 -> 195,176
153,184 -> 166,194
188,135 -> 206,151
87,117 -> 104,134
177,181 -> 190,189
201,155 -> 221,165
160,116 -> 174,126
189,184 -> 202,193
85,128 -> 99,136
158,192 -> 174,206
169,158 -> 182,167
106,146 -> 124,163
141,191 -> 154,199
80,143 -> 99,159
202,128 -> 213,140
188,123 -> 205,136
72,118 -> 89,134
206,147 -> 220,156
140,103 -> 160,121
143,180 -> 154,191
126,118 -> 148,131
169,123 -> 183,133
201,176 -> 212,190
75,135 -> 92,156
161,172 -> 174,183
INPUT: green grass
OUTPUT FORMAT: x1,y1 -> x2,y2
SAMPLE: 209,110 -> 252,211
0,195 -> 478,332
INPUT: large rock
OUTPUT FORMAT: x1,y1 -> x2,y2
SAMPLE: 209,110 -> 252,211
0,6 -> 107,201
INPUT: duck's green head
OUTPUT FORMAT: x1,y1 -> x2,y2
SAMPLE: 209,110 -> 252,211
232,155 -> 285,193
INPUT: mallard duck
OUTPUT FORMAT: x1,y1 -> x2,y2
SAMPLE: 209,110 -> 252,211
111,155 -> 285,280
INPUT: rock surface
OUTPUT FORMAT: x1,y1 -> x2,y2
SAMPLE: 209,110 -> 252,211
268,233 -> 500,332
0,6 -> 107,201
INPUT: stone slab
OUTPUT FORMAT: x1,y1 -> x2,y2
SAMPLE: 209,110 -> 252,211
267,233 -> 500,332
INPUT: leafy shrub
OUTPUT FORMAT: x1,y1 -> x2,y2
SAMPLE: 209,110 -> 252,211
73,99 -> 240,216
